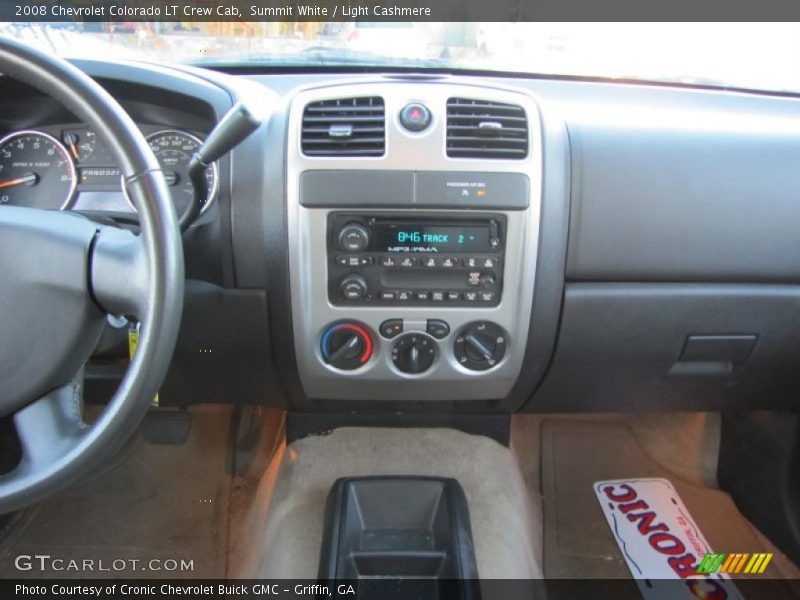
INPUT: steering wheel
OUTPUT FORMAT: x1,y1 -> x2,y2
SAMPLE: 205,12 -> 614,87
0,37 -> 184,512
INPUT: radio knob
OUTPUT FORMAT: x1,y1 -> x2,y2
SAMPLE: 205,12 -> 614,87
480,273 -> 496,289
338,222 -> 370,252
339,273 -> 368,300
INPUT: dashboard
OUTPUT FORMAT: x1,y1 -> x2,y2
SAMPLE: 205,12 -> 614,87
5,57 -> 800,417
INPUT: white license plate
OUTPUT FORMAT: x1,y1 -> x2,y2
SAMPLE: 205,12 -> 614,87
594,478 -> 743,600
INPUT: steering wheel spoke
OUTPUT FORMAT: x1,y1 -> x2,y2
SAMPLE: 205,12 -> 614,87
91,224 -> 149,320
14,379 -> 87,472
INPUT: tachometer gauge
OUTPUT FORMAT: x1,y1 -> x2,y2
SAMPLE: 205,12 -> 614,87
125,130 -> 218,216
0,131 -> 77,209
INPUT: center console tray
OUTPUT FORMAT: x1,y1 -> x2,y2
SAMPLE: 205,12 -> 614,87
319,476 -> 480,598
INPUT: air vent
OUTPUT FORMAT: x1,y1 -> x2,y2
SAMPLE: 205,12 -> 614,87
302,97 -> 385,157
446,98 -> 528,159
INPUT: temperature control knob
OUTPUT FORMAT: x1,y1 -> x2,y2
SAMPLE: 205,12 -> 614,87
338,222 -> 370,252
392,333 -> 437,374
321,322 -> 373,370
454,321 -> 506,371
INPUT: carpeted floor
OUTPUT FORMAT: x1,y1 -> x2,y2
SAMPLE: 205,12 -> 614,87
0,405 -> 233,579
538,417 -> 800,589
235,427 -> 542,579
1,407 -> 796,588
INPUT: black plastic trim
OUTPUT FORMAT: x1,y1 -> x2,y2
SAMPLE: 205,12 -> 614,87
319,476 -> 480,589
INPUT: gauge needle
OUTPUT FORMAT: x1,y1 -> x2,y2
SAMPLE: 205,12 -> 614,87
0,173 -> 38,189
63,133 -> 79,160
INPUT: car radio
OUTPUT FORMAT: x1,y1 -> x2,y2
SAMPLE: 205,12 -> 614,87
327,213 -> 505,306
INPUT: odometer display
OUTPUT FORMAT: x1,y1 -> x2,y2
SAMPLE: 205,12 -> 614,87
0,131 -> 77,209
127,130 -> 218,216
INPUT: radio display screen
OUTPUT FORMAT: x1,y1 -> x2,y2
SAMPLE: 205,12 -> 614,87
373,223 -> 492,253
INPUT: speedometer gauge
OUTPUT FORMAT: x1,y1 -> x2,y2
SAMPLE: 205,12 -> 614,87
125,130 -> 218,216
0,131 -> 77,209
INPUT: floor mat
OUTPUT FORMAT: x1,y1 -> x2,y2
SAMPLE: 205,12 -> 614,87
541,420 -> 799,594
0,405 -> 233,579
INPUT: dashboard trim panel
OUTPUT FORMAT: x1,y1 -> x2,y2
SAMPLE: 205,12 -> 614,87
286,81 -> 542,401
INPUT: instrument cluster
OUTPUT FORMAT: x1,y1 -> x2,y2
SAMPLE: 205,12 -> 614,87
0,126 -> 218,214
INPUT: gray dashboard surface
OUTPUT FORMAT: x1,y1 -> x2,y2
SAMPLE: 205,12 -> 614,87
566,118 -> 800,282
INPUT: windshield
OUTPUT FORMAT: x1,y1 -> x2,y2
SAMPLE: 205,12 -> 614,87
4,21 -> 800,95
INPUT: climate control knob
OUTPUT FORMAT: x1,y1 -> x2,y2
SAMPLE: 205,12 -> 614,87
321,322 -> 373,370
338,222 -> 370,252
392,333 -> 437,374
339,273 -> 368,301
454,321 -> 507,371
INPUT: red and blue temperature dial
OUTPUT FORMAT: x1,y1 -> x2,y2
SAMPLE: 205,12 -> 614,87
320,322 -> 373,370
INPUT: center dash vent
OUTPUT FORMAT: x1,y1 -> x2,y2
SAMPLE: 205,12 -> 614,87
302,97 -> 385,157
446,98 -> 528,159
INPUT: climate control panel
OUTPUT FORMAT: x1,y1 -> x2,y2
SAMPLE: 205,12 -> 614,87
328,213 -> 505,307
319,318 -> 507,376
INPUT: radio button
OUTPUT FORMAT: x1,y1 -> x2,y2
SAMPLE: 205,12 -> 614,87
480,292 -> 496,302
399,256 -> 417,268
440,257 -> 458,269
447,291 -> 461,301
421,256 -> 438,268
426,319 -> 450,339
481,257 -> 499,269
380,255 -> 398,267
467,272 -> 482,287
431,291 -> 445,302
360,256 -> 374,266
463,291 -> 479,302
380,290 -> 396,301
463,257 -> 479,269
416,291 -> 430,301
397,291 -> 413,302
337,255 -> 365,267
380,319 -> 404,339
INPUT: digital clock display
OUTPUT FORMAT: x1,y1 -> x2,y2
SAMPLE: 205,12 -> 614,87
374,223 -> 492,253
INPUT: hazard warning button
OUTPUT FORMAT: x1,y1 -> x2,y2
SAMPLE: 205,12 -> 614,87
399,103 -> 431,132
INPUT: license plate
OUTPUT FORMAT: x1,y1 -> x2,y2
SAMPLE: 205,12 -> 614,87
594,478 -> 743,600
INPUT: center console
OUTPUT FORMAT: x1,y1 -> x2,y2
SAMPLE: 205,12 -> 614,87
287,82 -> 541,401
